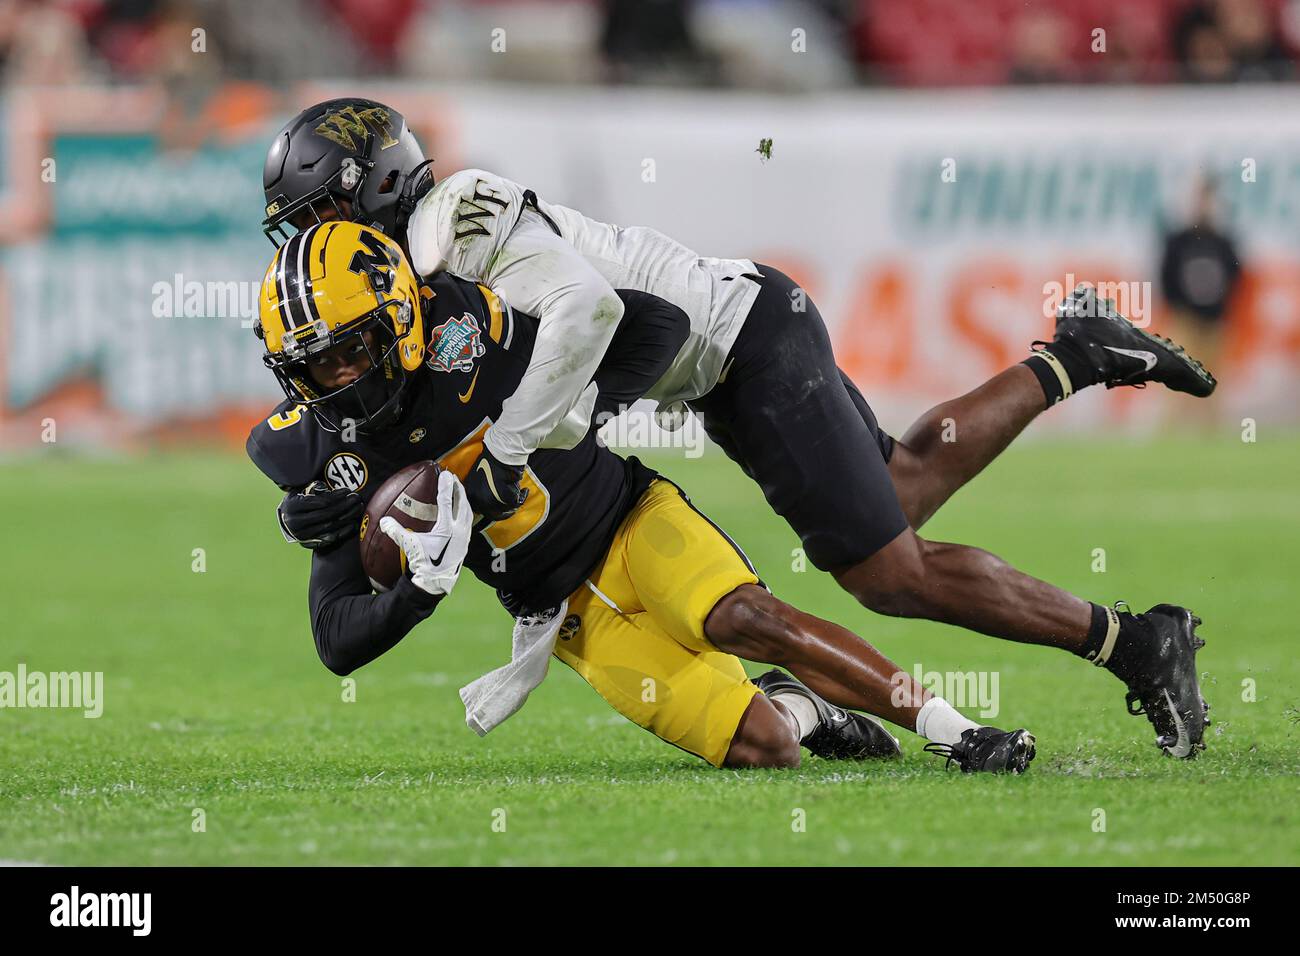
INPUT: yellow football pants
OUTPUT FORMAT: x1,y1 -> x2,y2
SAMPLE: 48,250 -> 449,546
554,479 -> 761,767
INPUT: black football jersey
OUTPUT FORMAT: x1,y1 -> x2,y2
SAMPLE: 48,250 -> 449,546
248,273 -> 657,614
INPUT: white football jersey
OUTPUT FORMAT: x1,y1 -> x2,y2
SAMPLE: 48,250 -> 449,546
535,200 -> 761,405
407,168 -> 760,463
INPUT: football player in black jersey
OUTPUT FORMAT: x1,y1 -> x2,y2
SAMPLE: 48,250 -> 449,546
246,221 -> 1039,773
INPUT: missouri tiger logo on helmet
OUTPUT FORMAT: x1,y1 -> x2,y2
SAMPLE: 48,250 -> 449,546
257,221 -> 425,433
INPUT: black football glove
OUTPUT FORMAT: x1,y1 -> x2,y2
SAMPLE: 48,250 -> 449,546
277,480 -> 365,550
463,447 -> 529,523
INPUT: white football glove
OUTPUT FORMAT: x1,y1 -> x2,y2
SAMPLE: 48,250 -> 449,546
380,470 -> 474,598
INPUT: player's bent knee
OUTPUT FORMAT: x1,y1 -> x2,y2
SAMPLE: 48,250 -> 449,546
834,528 -> 932,618
724,694 -> 801,769
887,442 -> 941,529
704,583 -> 764,640
704,584 -> 802,664
726,738 -> 800,770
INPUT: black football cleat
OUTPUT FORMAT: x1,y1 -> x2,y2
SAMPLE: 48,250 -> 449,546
753,669 -> 901,760
1048,284 -> 1216,396
924,727 -> 1036,774
1107,604 -> 1210,759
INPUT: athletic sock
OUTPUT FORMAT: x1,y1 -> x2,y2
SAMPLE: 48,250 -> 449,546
768,690 -> 820,742
915,697 -> 980,747
1078,603 -> 1145,677
1078,603 -> 1120,664
1023,340 -> 1097,405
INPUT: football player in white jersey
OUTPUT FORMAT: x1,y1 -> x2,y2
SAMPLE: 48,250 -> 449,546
260,98 -> 1217,761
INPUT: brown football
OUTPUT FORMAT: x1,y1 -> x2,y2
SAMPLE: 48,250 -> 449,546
359,460 -> 443,591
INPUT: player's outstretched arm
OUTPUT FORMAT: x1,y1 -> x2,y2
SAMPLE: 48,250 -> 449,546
479,211 -> 625,466
407,169 -> 625,519
308,473 -> 472,675
407,170 -> 626,468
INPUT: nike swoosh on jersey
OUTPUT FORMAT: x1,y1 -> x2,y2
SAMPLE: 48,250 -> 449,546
458,368 -> 481,403
717,357 -> 736,384
1103,345 -> 1158,371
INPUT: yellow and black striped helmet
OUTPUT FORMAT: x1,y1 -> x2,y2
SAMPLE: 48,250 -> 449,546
257,221 -> 425,431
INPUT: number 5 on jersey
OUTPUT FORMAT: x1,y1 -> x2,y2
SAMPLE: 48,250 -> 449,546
438,421 -> 550,551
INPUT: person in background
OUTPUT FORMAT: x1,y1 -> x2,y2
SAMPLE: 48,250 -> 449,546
1007,8 -> 1071,84
600,0 -> 713,85
1158,175 -> 1243,420
1173,0 -> 1292,82
1214,0 -> 1293,81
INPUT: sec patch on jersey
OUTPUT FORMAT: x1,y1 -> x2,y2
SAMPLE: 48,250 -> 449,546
324,451 -> 368,492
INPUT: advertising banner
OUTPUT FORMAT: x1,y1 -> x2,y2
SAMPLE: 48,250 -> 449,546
2,84 -> 1296,449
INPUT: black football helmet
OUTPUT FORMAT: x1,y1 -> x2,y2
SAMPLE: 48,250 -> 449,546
261,98 -> 435,247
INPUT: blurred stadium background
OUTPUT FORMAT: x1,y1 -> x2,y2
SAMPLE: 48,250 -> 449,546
2,1 -> 1299,866
1,0 -> 1298,448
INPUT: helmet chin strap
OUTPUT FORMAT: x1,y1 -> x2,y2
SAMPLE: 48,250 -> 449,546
368,392 -> 405,431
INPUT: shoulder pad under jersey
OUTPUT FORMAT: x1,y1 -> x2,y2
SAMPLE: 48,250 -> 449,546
246,400 -> 335,491
407,168 -> 526,280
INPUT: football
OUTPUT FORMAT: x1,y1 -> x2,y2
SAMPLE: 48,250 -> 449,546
359,460 -> 443,591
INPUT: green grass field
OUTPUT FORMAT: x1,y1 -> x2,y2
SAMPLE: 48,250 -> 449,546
1,436 -> 1298,866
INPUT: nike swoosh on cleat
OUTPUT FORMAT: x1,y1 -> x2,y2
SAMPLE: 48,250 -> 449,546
1160,688 -> 1192,758
1103,345 -> 1158,371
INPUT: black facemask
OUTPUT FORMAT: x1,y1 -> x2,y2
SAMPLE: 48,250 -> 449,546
269,317 -> 411,435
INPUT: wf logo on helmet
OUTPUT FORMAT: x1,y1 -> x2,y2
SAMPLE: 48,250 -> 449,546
427,313 -> 485,374
314,106 -> 398,152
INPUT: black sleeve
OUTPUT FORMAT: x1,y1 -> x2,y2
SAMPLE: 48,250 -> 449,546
592,289 -> 692,419
308,541 -> 444,676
